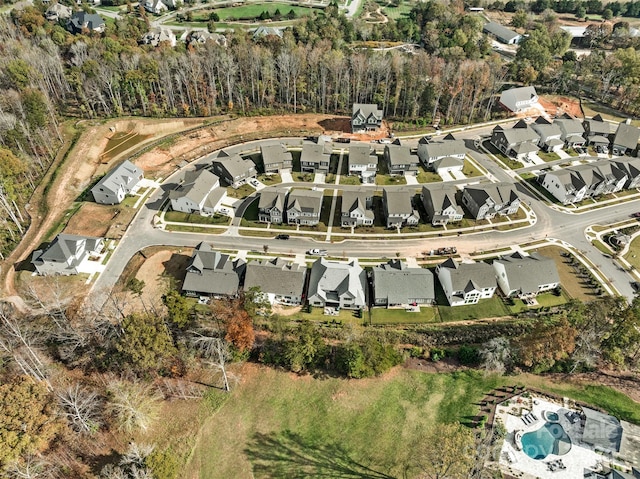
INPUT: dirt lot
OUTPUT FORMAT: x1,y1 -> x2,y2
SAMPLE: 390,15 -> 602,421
538,95 -> 583,118
64,203 -> 137,238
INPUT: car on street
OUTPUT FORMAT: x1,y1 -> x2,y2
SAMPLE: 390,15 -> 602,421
250,179 -> 260,187
307,248 -> 328,256
275,234 -> 290,240
631,212 -> 640,218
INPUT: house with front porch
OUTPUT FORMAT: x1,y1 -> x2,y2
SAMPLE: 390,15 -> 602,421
491,121 -> 540,160
32,234 -> 104,276
554,114 -> 586,148
383,144 -> 419,176
244,257 -> 307,306
371,259 -> 435,308
341,188 -> 374,227
436,258 -> 497,306
421,184 -> 464,226
493,252 -> 560,298
347,144 -> 378,184
383,188 -> 420,228
210,150 -> 257,188
300,143 -> 331,174
169,169 -> 226,216
260,144 -> 293,173
531,117 -> 564,152
584,114 -> 613,152
91,160 -> 144,205
539,168 -> 588,204
257,188 -> 287,224
307,258 -> 367,310
461,182 -> 520,220
416,134 -> 466,169
286,189 -> 323,226
352,104 -> 383,133
181,243 -> 246,298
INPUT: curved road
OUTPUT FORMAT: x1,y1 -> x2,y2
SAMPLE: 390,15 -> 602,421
90,131 -> 640,305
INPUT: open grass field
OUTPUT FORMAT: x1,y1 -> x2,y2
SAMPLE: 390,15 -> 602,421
624,235 -> 640,271
180,366 -> 640,479
536,245 -> 599,301
205,3 -> 316,21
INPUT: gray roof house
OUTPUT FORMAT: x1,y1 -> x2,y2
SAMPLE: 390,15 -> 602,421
68,12 -> 105,34
91,160 -> 144,205
260,144 -> 293,173
182,242 -> 246,297
341,188 -> 374,227
421,184 -> 464,226
483,22 -> 522,44
286,189 -> 323,226
244,258 -> 307,306
140,27 -> 176,47
417,135 -> 466,167
383,144 -> 419,176
258,188 -> 287,224
584,114 -> 614,147
612,121 -> 640,156
143,0 -> 168,14
554,114 -> 586,147
32,234 -> 104,276
347,145 -> 378,184
186,31 -> 227,47
371,259 -> 435,307
352,104 -> 383,133
436,258 -> 497,306
169,169 -> 226,216
539,168 -> 588,204
45,3 -> 72,21
383,188 -> 420,229
531,117 -> 564,152
307,258 -> 367,310
461,182 -> 520,220
493,252 -> 560,298
253,26 -> 284,40
499,86 -> 538,112
612,157 -> 640,188
300,143 -> 331,173
210,150 -> 257,188
491,121 -> 540,160
582,407 -> 623,454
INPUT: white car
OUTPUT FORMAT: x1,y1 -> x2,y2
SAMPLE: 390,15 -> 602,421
250,179 -> 260,187
306,248 -> 328,256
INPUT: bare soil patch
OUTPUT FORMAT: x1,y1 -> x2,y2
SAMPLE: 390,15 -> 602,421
539,95 -> 583,118
64,203 -> 125,238
14,270 -> 90,307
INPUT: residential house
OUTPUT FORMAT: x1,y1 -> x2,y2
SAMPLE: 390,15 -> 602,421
300,143 -> 331,174
307,258 -> 367,310
436,258 -> 497,306
260,144 -> 293,173
432,157 -> 464,175
554,114 -> 586,148
483,22 -> 522,45
612,121 -> 640,156
570,163 -> 619,197
45,3 -> 72,21
461,182 -> 520,220
539,168 -> 588,204
257,188 -> 287,224
286,189 -> 323,226
210,150 -> 257,188
143,0 -> 167,14
612,157 -> 640,188
371,259 -> 435,307
383,188 -> 419,228
347,144 -> 377,184
181,243 -> 246,297
351,103 -> 383,133
584,114 -> 613,151
140,27 -> 176,47
421,184 -> 464,226
91,160 -> 143,205
531,117 -> 564,152
341,188 -> 374,227
491,121 -> 540,160
244,258 -> 306,305
493,252 -> 560,298
499,86 -> 538,112
252,26 -> 284,40
68,12 -> 105,34
169,169 -> 226,215
32,234 -> 104,276
383,144 -> 419,176
416,134 -> 466,168
186,31 -> 227,47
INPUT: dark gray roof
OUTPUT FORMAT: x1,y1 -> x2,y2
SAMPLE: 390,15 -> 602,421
244,258 -> 306,297
494,252 -> 560,294
495,124 -> 540,145
260,144 -> 292,167
308,258 -> 366,305
169,169 -> 219,204
614,122 -> 640,149
301,143 -> 330,164
384,188 -> 414,215
372,260 -> 435,304
554,117 -> 585,138
347,145 -> 377,168
182,243 -> 245,296
483,21 -> 520,42
547,168 -> 587,191
69,12 -> 105,32
463,182 -> 519,207
531,121 -> 563,138
422,184 -> 463,216
439,258 -> 497,292
352,103 -> 383,121
582,407 -> 623,452
385,145 -> 417,167
585,115 -> 613,136
258,188 -> 287,211
286,189 -> 323,214
36,234 -> 102,263
211,154 -> 256,179
341,188 -> 374,220
417,138 -> 466,161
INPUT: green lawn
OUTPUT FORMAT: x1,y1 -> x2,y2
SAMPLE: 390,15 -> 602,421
375,174 -> 407,186
293,172 -> 314,182
370,306 -> 439,324
381,2 -> 413,19
205,3 -> 316,21
482,141 -> 524,169
537,151 -> 561,162
417,167 -> 441,184
506,291 -> 569,314
462,159 -> 483,177
339,175 -> 361,185
437,296 -> 510,322
227,184 -> 256,199
624,235 -> 640,271
165,211 -> 230,225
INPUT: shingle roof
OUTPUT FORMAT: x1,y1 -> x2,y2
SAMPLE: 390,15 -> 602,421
244,258 -> 306,297
422,184 -> 463,216
347,144 -> 377,168
463,182 -> 519,207
494,252 -> 560,295
341,189 -> 374,220
211,153 -> 255,179
258,188 -> 287,211
554,116 -> 585,138
385,145 -> 417,166
69,12 -> 104,31
384,188 -> 414,215
417,138 -> 466,161
301,144 -> 330,165
36,234 -> 102,263
372,259 -> 435,304
92,160 -> 142,198
613,122 -> 640,149
308,258 -> 366,306
352,104 -> 383,121
495,123 -> 540,145
286,189 -> 323,214
439,258 -> 497,292
585,115 -> 613,136
169,169 -> 219,204
483,22 -> 521,42
260,144 -> 293,167
182,243 -> 245,296
433,156 -> 464,169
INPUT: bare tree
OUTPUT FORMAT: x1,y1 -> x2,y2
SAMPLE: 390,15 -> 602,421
106,379 -> 162,433
479,337 -> 512,375
191,331 -> 233,392
57,384 -> 103,435
5,455 -> 54,479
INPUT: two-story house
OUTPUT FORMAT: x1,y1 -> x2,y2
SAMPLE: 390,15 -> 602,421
169,169 -> 226,216
493,252 -> 560,298
416,134 -> 466,169
341,188 -> 374,227
91,160 -> 144,205
461,182 -> 520,220
181,242 -> 246,297
583,114 -> 613,152
371,259 -> 435,308
244,257 -> 307,306
491,121 -> 540,160
498,86 -> 538,112
286,189 -> 323,226
531,117 -> 565,152
612,121 -> 640,156
436,258 -> 497,306
300,143 -> 332,174
32,234 -> 104,276
383,188 -> 419,229
383,144 -> 419,176
539,168 -> 588,204
257,188 -> 287,224
260,144 -> 293,173
421,184 -> 464,226
351,104 -> 383,133
307,258 -> 367,310
554,114 -> 586,149
612,157 -> 640,188
210,151 -> 257,188
347,145 -> 378,184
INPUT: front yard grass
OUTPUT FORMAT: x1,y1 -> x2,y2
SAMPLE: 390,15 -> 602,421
226,184 -> 255,199
417,167 -> 441,184
165,211 -> 230,225
462,159 -> 483,177
482,141 -> 524,169
437,296 -> 511,322
339,175 -> 361,185
258,173 -> 282,185
537,151 -> 561,162
624,235 -> 640,272
535,246 -> 600,301
375,174 -> 407,186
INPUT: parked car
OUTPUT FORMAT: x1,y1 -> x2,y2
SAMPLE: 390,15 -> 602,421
632,212 -> 640,218
275,234 -> 290,240
335,137 -> 351,143
250,179 -> 260,187
306,248 -> 328,256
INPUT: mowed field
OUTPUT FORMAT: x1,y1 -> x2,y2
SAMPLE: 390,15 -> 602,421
179,365 -> 640,479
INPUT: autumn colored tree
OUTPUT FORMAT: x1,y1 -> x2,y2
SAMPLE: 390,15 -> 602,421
412,422 -> 476,479
514,316 -> 576,371
210,299 -> 255,352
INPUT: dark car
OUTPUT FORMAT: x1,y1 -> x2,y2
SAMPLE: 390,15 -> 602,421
631,213 -> 640,218
275,234 -> 290,240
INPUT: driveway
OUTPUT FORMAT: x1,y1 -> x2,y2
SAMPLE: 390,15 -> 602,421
556,150 -> 571,160
451,170 -> 467,180
438,171 -> 455,182
405,175 -> 419,185
280,169 -> 294,183
525,154 -> 546,166
314,173 -> 325,183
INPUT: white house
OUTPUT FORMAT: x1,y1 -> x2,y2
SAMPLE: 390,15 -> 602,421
436,258 -> 497,306
32,234 -> 104,276
499,86 -> 539,113
493,252 -> 560,298
347,144 -> 377,184
169,169 -> 226,215
91,160 -> 144,205
421,184 -> 464,226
